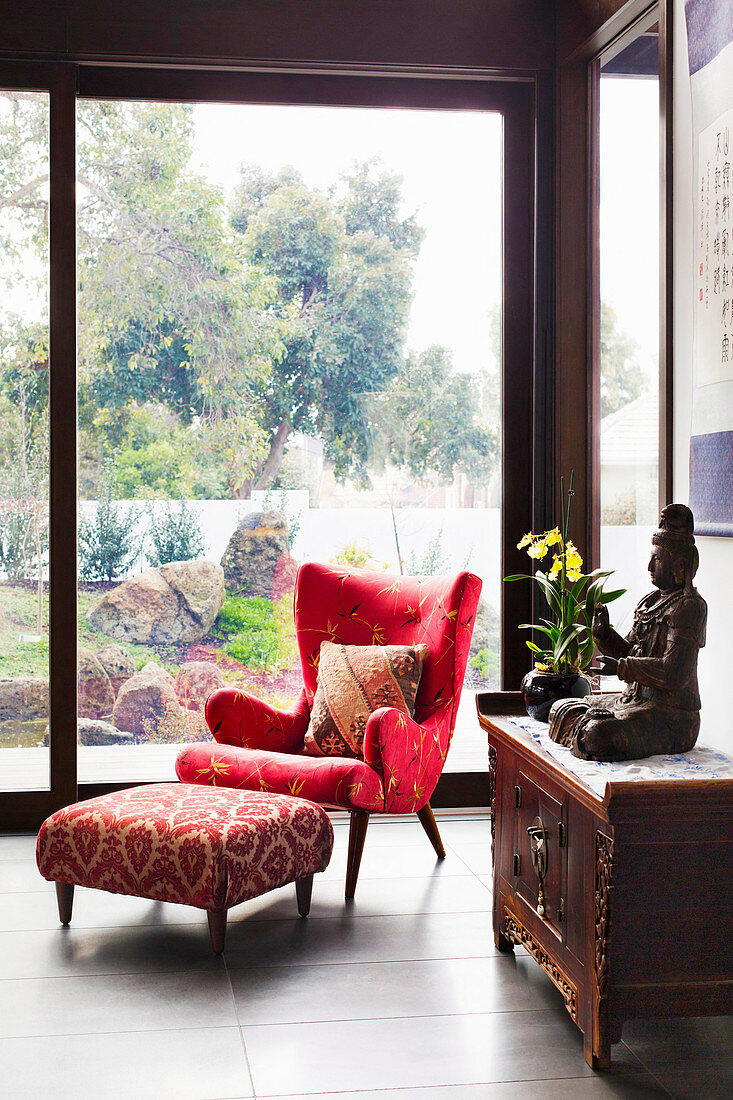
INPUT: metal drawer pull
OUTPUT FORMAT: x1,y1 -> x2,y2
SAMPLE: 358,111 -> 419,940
527,818 -> 548,879
527,816 -> 548,917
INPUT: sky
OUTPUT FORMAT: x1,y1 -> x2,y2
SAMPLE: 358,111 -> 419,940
600,77 -> 660,376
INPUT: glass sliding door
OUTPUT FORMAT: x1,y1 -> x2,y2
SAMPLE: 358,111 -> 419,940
598,16 -> 661,633
0,89 -> 51,793
75,97 -> 504,783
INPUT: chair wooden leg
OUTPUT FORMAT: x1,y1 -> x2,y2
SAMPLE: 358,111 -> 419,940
207,908 -> 227,955
56,882 -> 74,925
417,803 -> 445,859
345,810 -> 369,899
296,874 -> 313,917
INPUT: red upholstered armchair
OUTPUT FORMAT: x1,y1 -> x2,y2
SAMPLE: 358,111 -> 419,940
176,562 -> 482,896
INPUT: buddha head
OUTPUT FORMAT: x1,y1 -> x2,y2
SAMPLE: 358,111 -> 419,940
649,504 -> 699,593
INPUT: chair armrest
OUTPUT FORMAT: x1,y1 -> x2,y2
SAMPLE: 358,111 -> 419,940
363,707 -> 446,814
205,687 -> 310,754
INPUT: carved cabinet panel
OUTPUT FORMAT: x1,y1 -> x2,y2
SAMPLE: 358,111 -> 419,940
478,700 -> 733,1073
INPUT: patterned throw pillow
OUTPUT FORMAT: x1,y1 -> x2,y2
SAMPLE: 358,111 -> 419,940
302,641 -> 428,760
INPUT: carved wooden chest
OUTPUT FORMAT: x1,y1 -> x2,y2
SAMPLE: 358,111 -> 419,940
478,693 -> 733,1070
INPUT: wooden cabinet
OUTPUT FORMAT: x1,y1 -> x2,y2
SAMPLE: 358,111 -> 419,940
478,694 -> 733,1070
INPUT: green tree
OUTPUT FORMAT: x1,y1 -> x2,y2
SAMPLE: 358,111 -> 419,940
234,160 -> 422,489
375,345 -> 498,485
600,302 -> 647,418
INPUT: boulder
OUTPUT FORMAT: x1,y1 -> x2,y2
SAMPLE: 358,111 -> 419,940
78,648 -> 115,719
221,510 -> 292,597
87,560 -> 225,645
112,662 -> 181,738
0,677 -> 49,723
96,644 -> 136,696
272,552 -> 299,600
77,718 -> 134,746
174,661 -> 225,711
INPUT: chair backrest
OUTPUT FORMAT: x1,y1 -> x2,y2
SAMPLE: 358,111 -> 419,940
293,562 -> 482,734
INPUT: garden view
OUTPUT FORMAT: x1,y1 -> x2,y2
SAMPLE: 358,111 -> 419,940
0,95 -> 504,788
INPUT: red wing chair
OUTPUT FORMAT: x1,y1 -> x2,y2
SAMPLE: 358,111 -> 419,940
176,562 -> 482,896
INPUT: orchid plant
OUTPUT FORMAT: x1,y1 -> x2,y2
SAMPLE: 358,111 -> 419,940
505,473 -> 625,674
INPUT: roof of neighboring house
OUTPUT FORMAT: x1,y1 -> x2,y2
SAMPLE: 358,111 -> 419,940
600,392 -> 659,467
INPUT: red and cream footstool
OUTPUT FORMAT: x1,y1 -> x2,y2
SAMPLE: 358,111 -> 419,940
36,783 -> 333,954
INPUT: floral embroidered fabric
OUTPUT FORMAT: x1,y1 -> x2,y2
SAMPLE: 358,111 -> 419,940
177,563 -> 482,815
302,641 -> 427,760
176,743 -> 384,811
36,783 -> 333,910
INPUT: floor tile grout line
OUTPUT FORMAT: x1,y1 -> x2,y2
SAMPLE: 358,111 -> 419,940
0,951 -> 524,980
0,1023 -> 247,1042
235,1005 -> 564,1031
618,1039 -> 680,1099
241,1075 -> 663,1100
0,907 -> 493,933
0,1005 -> 565,1043
223,954 -> 257,1100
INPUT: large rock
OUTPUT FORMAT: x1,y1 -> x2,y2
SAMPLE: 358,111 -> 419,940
175,661 -> 224,711
0,677 -> 49,723
96,644 -> 136,696
221,510 -> 292,597
77,718 -> 134,746
78,648 -> 115,719
112,662 -> 181,738
87,560 -> 225,645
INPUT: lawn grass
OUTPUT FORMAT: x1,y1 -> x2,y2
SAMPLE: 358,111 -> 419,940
0,583 -> 180,679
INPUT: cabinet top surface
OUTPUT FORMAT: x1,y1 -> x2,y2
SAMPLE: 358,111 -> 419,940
478,694 -> 733,819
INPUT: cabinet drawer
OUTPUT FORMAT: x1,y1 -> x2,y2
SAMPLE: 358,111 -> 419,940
513,769 -> 568,938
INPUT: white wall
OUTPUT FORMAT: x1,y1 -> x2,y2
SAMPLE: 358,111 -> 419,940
674,0 -> 733,752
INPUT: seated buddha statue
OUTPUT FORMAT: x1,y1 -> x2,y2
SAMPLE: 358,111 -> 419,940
548,504 -> 707,762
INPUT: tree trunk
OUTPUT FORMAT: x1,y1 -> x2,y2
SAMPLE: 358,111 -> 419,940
255,419 -> 292,491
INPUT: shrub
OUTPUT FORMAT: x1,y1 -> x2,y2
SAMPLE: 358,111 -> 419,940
330,542 -> 389,571
261,489 -> 302,550
469,647 -> 500,684
139,702 -> 210,744
146,499 -> 205,566
601,491 -> 637,526
78,470 -> 140,582
407,528 -> 451,576
212,594 -> 297,673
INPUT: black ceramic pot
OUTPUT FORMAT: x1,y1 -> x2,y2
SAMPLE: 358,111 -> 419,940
521,668 -> 591,723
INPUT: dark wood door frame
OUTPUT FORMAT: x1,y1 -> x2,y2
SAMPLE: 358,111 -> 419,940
554,0 -> 672,569
0,61 -> 78,831
1,62 -> 547,826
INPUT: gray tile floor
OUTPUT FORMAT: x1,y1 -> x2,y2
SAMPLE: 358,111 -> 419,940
1,814 -> 730,1099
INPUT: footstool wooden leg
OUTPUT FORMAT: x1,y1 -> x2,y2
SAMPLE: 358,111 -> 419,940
207,908 -> 227,955
296,874 -> 314,917
56,882 -> 74,925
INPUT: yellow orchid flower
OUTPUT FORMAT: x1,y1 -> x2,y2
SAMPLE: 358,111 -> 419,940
567,567 -> 583,582
527,539 -> 548,560
548,554 -> 562,580
565,541 -> 583,571
517,532 -> 534,550
544,527 -> 562,547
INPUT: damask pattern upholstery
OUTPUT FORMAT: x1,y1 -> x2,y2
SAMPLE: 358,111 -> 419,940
36,783 -> 333,910
176,563 -> 482,815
